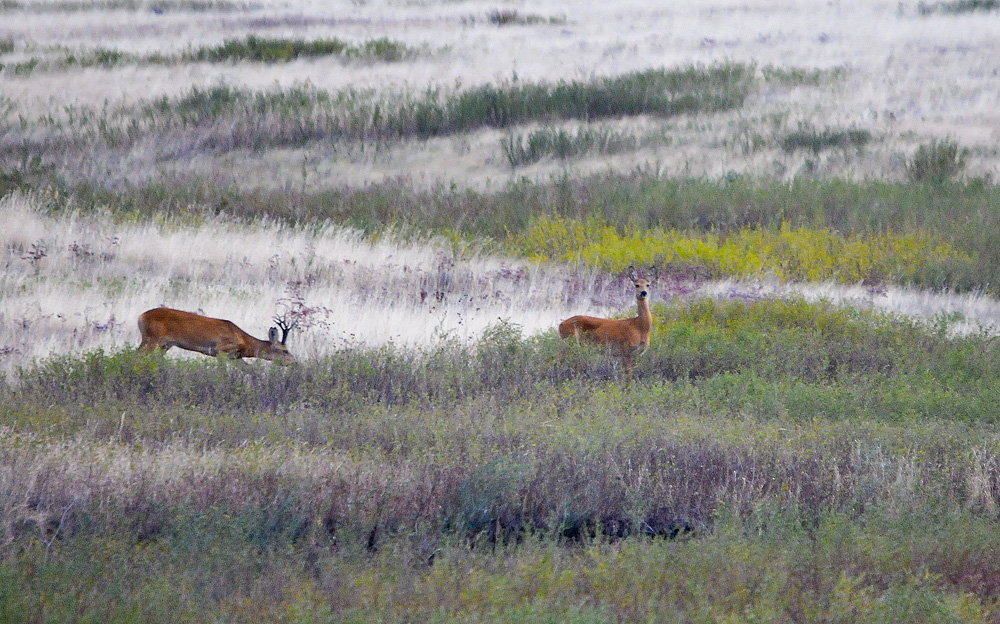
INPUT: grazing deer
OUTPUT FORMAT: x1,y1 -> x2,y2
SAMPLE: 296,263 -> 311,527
558,266 -> 655,373
137,307 -> 295,362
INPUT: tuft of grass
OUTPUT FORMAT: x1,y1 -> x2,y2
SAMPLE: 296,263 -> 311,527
761,64 -> 846,86
0,156 -> 55,197
781,126 -> 872,154
189,35 -> 412,63
917,0 -> 999,13
486,8 -> 564,26
409,63 -> 752,137
2,36 -> 414,74
502,125 -> 643,167
907,138 -> 969,183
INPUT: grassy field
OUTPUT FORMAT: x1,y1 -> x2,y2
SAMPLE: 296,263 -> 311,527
3,0 -> 1000,621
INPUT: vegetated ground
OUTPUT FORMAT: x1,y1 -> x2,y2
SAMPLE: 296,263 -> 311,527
4,0 -> 1000,621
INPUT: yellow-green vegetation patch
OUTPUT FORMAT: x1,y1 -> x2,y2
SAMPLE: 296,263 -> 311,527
513,215 -> 974,284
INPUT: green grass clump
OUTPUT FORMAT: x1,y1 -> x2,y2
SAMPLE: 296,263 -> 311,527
648,297 -> 998,385
907,138 -> 969,183
512,215 -> 973,285
761,64 -> 846,85
918,0 -> 999,13
486,8 -> 564,25
3,36 -> 414,75
189,35 -> 412,63
781,126 -> 872,154
502,126 -> 643,167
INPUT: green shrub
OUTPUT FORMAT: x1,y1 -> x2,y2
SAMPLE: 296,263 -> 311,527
907,139 -> 968,183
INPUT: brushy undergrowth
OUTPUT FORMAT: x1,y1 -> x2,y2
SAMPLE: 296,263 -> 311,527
4,298 -> 1000,620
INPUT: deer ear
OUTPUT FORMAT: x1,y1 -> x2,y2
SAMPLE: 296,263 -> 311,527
268,327 -> 279,344
627,265 -> 638,281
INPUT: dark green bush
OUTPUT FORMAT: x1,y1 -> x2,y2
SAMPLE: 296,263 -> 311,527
907,139 -> 968,183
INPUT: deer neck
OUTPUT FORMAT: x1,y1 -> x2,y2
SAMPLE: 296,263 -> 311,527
635,297 -> 652,332
249,335 -> 271,358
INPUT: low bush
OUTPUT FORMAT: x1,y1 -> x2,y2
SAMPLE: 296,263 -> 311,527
907,139 -> 969,183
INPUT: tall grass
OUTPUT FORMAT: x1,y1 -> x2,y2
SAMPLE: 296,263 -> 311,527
917,0 -> 999,13
781,126 -> 872,154
188,35 -> 412,63
143,63 -> 751,146
1,193 -> 621,375
501,125 -> 648,168
4,297 -> 1000,620
2,36 -> 416,74
1,63 -> 752,158
907,138 -> 969,183
40,171 -> 1000,292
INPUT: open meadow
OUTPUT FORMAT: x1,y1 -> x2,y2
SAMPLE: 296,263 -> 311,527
4,0 -> 1000,621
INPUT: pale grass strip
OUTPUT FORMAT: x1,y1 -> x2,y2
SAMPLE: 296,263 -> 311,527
0,193 -> 620,374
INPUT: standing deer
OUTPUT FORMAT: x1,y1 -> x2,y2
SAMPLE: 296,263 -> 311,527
137,307 -> 295,362
558,266 -> 655,373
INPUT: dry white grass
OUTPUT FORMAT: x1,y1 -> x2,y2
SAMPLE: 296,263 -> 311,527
0,192 -> 629,374
2,0 -> 999,188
